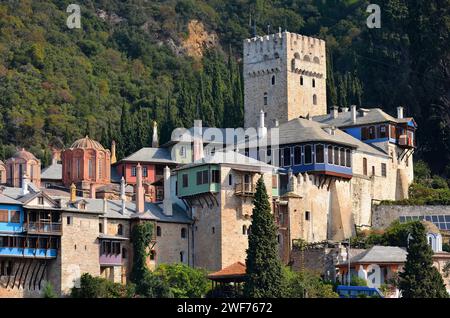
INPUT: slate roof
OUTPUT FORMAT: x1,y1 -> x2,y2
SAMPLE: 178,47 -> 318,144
41,163 -> 62,180
175,150 -> 278,172
119,147 -> 176,164
0,193 -> 22,205
340,246 -> 407,265
313,108 -> 415,128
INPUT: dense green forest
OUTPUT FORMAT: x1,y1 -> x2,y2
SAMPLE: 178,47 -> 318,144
0,0 -> 448,175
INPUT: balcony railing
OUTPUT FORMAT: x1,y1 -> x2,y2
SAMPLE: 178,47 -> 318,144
25,222 -> 62,234
398,135 -> 414,147
235,183 -> 256,196
99,253 -> 122,266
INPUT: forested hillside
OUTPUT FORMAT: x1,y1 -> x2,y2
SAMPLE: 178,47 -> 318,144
0,0 -> 448,175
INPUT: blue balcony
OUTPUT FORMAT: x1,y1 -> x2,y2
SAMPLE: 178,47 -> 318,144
0,247 -> 57,258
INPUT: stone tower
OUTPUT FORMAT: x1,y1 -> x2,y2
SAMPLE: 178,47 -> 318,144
243,31 -> 327,128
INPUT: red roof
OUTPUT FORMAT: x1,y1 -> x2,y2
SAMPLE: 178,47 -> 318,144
208,262 -> 246,280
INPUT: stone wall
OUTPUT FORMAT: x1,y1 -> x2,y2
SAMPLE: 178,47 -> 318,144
372,205 -> 450,229
155,222 -> 190,266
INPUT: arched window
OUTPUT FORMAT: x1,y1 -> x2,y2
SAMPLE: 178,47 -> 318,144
271,75 -> 276,85
315,145 -> 324,163
304,55 -> 311,62
181,227 -> 187,239
300,76 -> 304,86
242,225 -> 247,235
291,59 -> 296,71
264,92 -> 268,106
156,226 -> 161,237
313,94 -> 317,105
312,78 -> 316,88
313,56 -> 320,64
294,52 -> 301,59
274,52 -> 280,59
327,145 -> 333,164
212,227 -> 215,234
117,224 -> 123,235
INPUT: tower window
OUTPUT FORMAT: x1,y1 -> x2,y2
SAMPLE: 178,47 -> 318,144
312,79 -> 316,88
305,211 -> 310,221
304,145 -> 312,164
156,226 -> 161,237
117,224 -> 123,236
180,251 -> 185,263
264,92 -> 268,106
363,158 -> 368,176
181,227 -> 187,239
300,76 -> 304,86
381,163 -> 387,177
99,223 -> 103,233
242,225 -> 247,235
313,94 -> 317,105
271,75 -> 276,85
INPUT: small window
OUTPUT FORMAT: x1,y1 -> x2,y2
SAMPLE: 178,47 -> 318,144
313,94 -> 317,105
327,145 -> 333,164
381,163 -> 387,177
300,76 -> 304,86
182,174 -> 188,187
10,211 -> 20,223
379,125 -> 387,138
242,225 -> 247,235
271,75 -> 276,85
211,170 -> 220,183
333,147 -> 339,165
212,227 -> 215,234
304,145 -> 312,164
283,147 -> 291,167
150,250 -> 156,260
264,92 -> 268,106
156,226 -> 161,237
122,248 -> 127,259
305,211 -> 310,221
38,197 -> 44,205
277,234 -> 281,243
180,251 -> 185,263
181,228 -> 187,239
99,223 -> 103,233
202,170 -> 209,184
294,146 -> 302,165
196,171 -> 202,185
315,145 -> 324,163
368,126 -> 376,139
345,149 -> 351,167
67,216 -> 72,225
372,166 -> 376,176
117,224 -> 123,236
363,158 -> 368,176
142,167 -> 148,177
312,78 -> 316,88
228,174 -> 233,186
340,148 -> 345,166
131,166 -> 137,177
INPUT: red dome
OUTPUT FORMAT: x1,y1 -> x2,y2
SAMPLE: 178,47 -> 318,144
12,148 -> 38,161
70,136 -> 106,151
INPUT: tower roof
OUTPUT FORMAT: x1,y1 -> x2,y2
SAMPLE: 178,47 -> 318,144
12,148 -> 38,161
70,136 -> 106,150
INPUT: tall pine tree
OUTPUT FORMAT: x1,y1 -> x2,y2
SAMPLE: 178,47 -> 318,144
399,222 -> 448,298
244,176 -> 283,298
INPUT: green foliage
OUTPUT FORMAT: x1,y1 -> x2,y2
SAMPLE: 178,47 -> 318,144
282,267 -> 338,298
244,176 -> 283,298
71,273 -> 135,298
43,282 -> 57,298
399,222 -> 448,298
136,271 -> 172,298
130,222 -> 154,294
381,182 -> 450,206
154,263 -> 211,298
415,160 -> 432,182
350,275 -> 367,287
353,220 -> 413,248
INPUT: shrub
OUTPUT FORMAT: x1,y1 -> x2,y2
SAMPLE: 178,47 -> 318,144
71,273 -> 135,298
43,282 -> 57,298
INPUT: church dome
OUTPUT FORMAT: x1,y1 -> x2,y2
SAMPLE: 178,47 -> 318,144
12,148 -> 38,161
421,221 -> 440,235
70,136 -> 105,151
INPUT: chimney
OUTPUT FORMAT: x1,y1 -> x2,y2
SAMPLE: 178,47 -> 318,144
70,183 -> 76,202
331,106 -> 339,119
135,163 -> 144,213
90,183 -> 96,199
163,166 -> 173,216
152,121 -> 159,148
102,197 -> 108,213
258,110 -> 267,138
111,140 -> 117,164
193,120 -> 204,161
397,106 -> 404,119
288,168 -> 297,193
351,105 -> 357,124
21,173 -> 29,195
51,148 -> 61,165
121,199 -> 126,215
120,176 -> 126,201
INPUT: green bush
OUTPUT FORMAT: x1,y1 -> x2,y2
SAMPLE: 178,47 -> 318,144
350,275 -> 367,287
43,282 -> 57,298
282,267 -> 338,298
154,263 -> 210,298
71,273 -> 135,298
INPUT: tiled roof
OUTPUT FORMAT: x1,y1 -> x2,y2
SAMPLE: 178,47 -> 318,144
70,135 -> 106,150
120,147 -> 176,164
11,148 -> 38,161
208,262 -> 247,279
41,163 -> 62,180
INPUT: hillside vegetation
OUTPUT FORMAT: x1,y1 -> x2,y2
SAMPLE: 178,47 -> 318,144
0,0 -> 448,176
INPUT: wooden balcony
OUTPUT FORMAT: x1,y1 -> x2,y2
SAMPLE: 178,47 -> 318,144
24,222 -> 62,235
235,183 -> 256,196
398,135 -> 414,148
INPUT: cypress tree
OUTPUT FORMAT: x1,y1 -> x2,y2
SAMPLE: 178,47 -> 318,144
244,176 -> 283,298
398,222 -> 448,298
